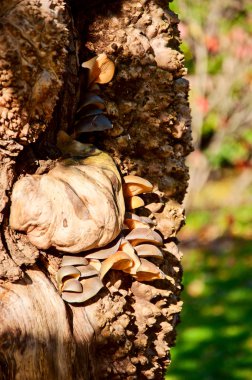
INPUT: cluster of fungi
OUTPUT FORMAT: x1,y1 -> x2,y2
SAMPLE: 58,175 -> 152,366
57,174 -> 170,303
10,54 -> 171,304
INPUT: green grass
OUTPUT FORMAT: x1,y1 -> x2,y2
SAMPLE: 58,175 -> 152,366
166,239 -> 252,380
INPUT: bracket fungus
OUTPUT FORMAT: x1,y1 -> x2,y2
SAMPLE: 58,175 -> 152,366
52,173 -> 170,303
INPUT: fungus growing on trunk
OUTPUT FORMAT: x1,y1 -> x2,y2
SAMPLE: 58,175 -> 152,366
9,52 -> 183,306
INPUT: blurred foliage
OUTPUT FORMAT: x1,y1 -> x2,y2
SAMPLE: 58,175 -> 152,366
166,1 -> 252,379
166,177 -> 252,379
166,238 -> 252,380
170,0 -> 252,174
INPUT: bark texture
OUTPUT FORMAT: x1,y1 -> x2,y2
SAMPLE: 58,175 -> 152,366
0,0 -> 192,379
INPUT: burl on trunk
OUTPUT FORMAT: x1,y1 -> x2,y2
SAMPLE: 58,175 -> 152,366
0,0 -> 192,379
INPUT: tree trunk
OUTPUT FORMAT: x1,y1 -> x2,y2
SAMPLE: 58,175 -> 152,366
0,1 -> 192,379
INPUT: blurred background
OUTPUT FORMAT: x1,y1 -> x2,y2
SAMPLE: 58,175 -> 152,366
166,1 -> 252,379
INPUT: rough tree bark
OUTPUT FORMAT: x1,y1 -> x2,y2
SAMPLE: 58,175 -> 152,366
0,0 -> 192,379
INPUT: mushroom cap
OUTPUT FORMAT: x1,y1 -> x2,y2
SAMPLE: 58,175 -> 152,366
62,277 -> 104,304
124,212 -> 141,221
100,251 -> 132,280
94,53 -> 115,84
134,244 -> 163,260
124,218 -> 151,230
139,216 -> 156,226
88,259 -> 102,271
77,93 -> 105,112
74,114 -> 113,134
61,256 -> 88,267
78,108 -> 104,118
62,278 -> 83,293
56,265 -> 81,289
120,239 -> 141,274
134,258 -> 165,281
123,175 -> 153,187
125,228 -> 163,246
125,196 -> 145,210
81,56 -> 97,71
82,54 -> 115,85
85,236 -> 122,259
76,265 -> 99,278
123,176 -> 153,197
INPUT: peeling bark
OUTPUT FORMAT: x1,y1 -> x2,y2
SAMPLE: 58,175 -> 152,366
0,0 -> 191,379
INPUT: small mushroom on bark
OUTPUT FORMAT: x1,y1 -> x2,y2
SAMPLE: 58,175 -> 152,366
134,244 -> 163,260
74,114 -> 113,134
119,239 -> 141,275
76,265 -> 99,278
139,216 -> 156,226
73,54 -> 115,137
85,236 -> 122,259
100,251 -> 133,280
123,175 -> 153,197
82,53 -> 115,85
56,266 -> 81,291
61,256 -> 88,267
77,93 -> 105,112
145,202 -> 164,213
62,277 -> 104,304
62,278 -> 83,293
134,258 -> 166,282
125,228 -> 163,247
125,195 -> 145,210
88,259 -> 102,272
124,218 -> 151,230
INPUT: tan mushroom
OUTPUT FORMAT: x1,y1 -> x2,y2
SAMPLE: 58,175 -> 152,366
62,277 -> 104,304
74,114 -> 112,134
95,54 -> 115,84
120,239 -> 141,275
124,212 -> 142,221
124,218 -> 151,230
123,175 -> 153,197
125,228 -> 163,247
134,244 -> 163,260
81,56 -> 97,71
76,265 -> 99,278
82,53 -> 115,85
62,278 -> 83,293
88,259 -> 102,272
134,258 -> 166,282
56,266 -> 81,291
125,196 -> 145,210
85,236 -> 122,259
61,256 -> 88,267
100,251 -> 132,280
